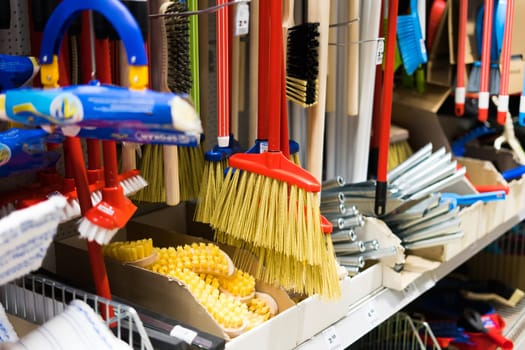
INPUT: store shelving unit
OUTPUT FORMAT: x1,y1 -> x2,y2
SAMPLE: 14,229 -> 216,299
291,208 -> 525,350
223,208 -> 525,350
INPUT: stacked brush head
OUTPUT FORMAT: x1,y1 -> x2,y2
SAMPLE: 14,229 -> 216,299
103,239 -> 278,337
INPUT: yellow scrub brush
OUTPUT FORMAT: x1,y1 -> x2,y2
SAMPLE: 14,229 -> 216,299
102,238 -> 157,267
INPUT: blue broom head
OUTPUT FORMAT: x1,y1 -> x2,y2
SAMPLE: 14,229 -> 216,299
397,0 -> 427,75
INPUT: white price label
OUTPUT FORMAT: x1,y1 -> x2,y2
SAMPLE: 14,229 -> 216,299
403,283 -> 419,299
365,302 -> 379,326
170,325 -> 198,344
234,2 -> 250,36
322,326 -> 342,350
375,39 -> 385,65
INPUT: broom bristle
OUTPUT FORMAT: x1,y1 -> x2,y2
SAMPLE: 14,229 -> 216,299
179,144 -> 204,201
194,159 -> 227,223
134,144 -> 166,203
210,168 -> 341,299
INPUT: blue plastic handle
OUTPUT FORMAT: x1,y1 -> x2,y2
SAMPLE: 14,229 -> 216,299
441,191 -> 506,206
502,165 -> 525,181
451,125 -> 496,157
476,2 -> 504,61
495,0 -> 507,57
39,0 -> 147,67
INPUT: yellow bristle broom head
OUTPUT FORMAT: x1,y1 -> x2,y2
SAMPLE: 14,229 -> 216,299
211,163 -> 341,300
179,144 -> 205,201
194,158 -> 228,224
133,145 -> 166,203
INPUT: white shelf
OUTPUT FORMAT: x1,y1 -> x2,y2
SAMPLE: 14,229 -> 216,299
294,209 -> 525,350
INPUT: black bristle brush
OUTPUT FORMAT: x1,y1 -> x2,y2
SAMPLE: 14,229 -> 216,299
286,0 -> 320,107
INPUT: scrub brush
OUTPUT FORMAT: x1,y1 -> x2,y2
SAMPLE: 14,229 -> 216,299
159,267 -> 249,337
286,0 -> 319,107
150,242 -> 235,277
218,269 -> 256,301
102,238 -> 157,267
396,0 -> 427,75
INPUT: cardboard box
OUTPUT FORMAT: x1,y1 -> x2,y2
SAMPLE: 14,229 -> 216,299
428,0 -> 525,92
126,204 -> 386,348
55,217 -> 296,343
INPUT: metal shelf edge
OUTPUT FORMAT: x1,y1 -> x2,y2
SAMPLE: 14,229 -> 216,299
294,208 -> 525,350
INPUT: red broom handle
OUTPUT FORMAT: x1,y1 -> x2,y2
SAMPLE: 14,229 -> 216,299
217,0 -> 230,146
96,38 -> 121,188
497,0 -> 514,125
268,0 -> 282,152
280,42 -> 290,158
478,0 -> 494,122
257,2 -> 269,140
455,0 -> 468,117
375,0 -> 398,216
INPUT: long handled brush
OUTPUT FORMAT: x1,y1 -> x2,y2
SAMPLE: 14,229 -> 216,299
478,0 -> 494,122
178,0 -> 204,201
455,0 -> 468,116
194,0 -> 233,224
496,0 -> 514,125
211,0 -> 339,299
375,0 -> 399,216
78,13 -> 137,245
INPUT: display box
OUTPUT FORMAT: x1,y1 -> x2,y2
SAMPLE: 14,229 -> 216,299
55,205 -> 297,345
408,201 -> 483,263
128,203 -> 382,349
127,204 -> 385,348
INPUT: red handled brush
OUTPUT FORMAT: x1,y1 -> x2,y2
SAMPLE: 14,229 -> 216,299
478,0 -> 494,122
496,0 -> 514,125
211,0 -> 339,299
194,0 -> 234,224
455,0 -> 468,116
78,13 -> 137,245
375,0 -> 399,216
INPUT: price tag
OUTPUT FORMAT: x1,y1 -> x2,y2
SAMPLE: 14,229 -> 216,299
322,326 -> 342,350
259,141 -> 268,153
403,282 -> 419,299
234,2 -> 250,36
170,325 -> 198,345
365,302 -> 379,327
375,39 -> 385,65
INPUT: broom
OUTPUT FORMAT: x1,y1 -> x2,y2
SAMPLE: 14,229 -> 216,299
211,0 -> 339,299
194,0 -> 233,224
496,0 -> 514,125
245,0 -> 301,166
